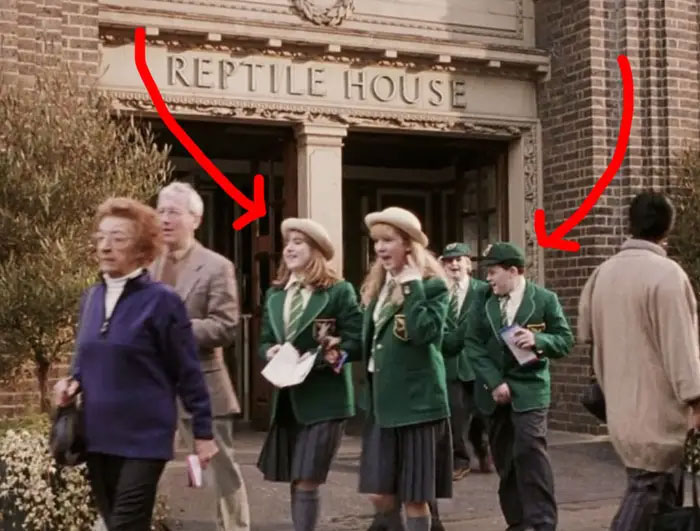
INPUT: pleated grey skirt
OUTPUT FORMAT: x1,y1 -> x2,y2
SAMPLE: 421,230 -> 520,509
257,390 -> 345,483
359,412 -> 453,502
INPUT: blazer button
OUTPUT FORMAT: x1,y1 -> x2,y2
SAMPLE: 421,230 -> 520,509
377,344 -> 383,350
483,384 -> 489,390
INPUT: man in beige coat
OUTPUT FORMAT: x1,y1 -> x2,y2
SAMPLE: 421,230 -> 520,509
153,182 -> 250,531
578,191 -> 700,531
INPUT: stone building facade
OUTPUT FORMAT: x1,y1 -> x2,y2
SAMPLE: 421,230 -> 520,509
1,0 -> 698,432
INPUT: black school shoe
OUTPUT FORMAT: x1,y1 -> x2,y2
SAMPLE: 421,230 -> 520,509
431,519 -> 446,531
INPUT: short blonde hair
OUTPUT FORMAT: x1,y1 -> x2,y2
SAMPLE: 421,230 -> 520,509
273,232 -> 340,290
360,223 -> 445,307
94,197 -> 163,266
158,181 -> 204,217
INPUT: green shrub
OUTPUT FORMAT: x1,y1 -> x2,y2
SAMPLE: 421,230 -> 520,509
0,63 -> 171,411
669,148 -> 700,292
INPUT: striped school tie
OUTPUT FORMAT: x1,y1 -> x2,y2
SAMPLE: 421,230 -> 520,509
499,294 -> 510,326
285,282 -> 305,340
450,284 -> 460,321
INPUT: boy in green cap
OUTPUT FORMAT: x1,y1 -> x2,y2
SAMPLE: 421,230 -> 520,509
429,242 -> 492,531
464,242 -> 573,531
440,242 -> 492,479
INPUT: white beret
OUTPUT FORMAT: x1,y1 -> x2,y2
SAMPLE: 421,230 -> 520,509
281,218 -> 334,260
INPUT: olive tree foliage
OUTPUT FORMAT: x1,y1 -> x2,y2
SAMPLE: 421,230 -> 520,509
669,147 -> 700,293
0,65 -> 171,410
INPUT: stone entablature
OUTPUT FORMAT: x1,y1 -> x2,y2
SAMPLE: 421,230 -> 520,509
98,0 -> 548,75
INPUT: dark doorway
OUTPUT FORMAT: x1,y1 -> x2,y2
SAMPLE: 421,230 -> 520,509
342,130 -> 510,287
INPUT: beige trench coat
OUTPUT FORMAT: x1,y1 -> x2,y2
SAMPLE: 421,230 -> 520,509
578,239 -> 700,472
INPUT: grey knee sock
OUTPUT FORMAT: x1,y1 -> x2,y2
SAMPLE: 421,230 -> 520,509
385,506 -> 406,531
373,506 -> 405,531
292,488 -> 320,531
406,515 -> 431,531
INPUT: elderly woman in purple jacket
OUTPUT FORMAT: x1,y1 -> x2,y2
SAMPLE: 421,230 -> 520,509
53,197 -> 217,531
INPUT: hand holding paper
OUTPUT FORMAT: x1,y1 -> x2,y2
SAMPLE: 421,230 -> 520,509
513,328 -> 536,349
261,342 -> 317,388
500,325 -> 538,366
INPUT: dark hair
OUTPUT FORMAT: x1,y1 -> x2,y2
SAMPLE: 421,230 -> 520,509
628,191 -> 675,241
489,261 -> 525,274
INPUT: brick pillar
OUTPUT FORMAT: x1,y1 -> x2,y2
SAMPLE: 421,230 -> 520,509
62,0 -> 99,77
0,0 -> 18,83
0,0 -> 99,87
536,0 -> 700,433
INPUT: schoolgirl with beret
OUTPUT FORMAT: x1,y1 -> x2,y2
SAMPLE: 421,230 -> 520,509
257,217 -> 363,531
357,207 -> 453,531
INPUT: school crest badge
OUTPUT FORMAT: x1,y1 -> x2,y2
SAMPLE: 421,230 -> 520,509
526,322 -> 546,333
313,318 -> 336,341
393,314 -> 409,341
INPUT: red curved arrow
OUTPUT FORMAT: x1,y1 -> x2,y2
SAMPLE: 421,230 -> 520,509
133,27 -> 266,230
535,54 -> 634,252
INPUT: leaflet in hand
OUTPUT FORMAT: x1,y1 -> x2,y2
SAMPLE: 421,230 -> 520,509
261,342 -> 317,388
186,454 -> 203,488
500,325 -> 538,366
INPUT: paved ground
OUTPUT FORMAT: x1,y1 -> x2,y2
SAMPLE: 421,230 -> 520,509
160,430 -> 627,531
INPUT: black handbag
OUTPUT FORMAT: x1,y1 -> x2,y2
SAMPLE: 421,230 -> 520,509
49,287 -> 95,466
580,379 -> 606,422
652,430 -> 700,530
49,400 -> 86,466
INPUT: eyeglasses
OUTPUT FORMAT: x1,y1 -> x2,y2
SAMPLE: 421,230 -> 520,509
92,232 -> 133,249
157,207 -> 196,219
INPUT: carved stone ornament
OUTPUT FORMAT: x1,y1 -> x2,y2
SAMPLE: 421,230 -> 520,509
293,0 -> 355,26
521,126 -> 541,282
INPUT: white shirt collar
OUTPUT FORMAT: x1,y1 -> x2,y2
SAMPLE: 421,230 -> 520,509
103,267 -> 143,286
383,272 -> 397,287
285,273 -> 304,291
453,276 -> 469,291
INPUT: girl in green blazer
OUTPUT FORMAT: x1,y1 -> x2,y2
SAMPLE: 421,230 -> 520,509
358,207 -> 452,531
257,218 -> 362,531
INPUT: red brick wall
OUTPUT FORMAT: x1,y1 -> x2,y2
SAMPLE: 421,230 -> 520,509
0,0 -> 99,86
536,0 -> 700,433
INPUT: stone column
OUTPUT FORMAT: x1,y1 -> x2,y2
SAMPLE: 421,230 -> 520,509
294,122 -> 348,273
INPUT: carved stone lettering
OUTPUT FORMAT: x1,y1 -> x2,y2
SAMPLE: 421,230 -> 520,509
163,54 -> 473,112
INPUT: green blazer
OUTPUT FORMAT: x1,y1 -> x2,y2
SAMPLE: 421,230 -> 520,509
258,280 -> 362,426
464,280 -> 573,415
442,277 -> 490,382
360,276 -> 451,428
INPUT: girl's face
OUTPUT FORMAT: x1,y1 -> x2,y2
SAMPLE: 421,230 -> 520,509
283,230 -> 312,273
373,225 -> 410,274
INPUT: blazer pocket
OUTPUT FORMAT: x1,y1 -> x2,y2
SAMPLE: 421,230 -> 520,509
393,314 -> 409,342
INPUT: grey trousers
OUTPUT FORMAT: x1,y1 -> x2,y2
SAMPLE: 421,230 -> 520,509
610,468 -> 677,531
489,406 -> 556,531
181,416 -> 251,531
448,380 -> 489,469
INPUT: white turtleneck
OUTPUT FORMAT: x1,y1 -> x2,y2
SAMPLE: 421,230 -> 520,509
103,268 -> 144,319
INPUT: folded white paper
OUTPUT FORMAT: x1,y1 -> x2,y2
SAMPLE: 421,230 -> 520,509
500,325 -> 538,366
261,342 -> 318,388
186,454 -> 203,488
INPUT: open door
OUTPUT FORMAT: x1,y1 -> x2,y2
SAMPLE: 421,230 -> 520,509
249,137 -> 298,431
